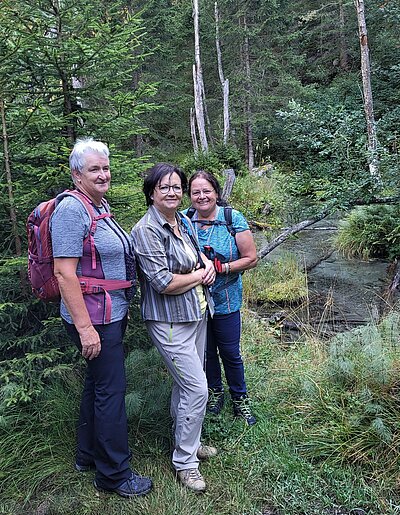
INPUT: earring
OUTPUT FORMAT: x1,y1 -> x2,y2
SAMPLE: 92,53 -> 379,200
150,196 -> 154,200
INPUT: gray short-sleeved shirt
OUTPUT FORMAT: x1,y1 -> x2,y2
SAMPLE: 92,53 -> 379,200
50,196 -> 131,324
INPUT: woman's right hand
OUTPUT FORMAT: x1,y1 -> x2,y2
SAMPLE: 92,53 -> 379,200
200,256 -> 216,285
79,325 -> 101,360
54,257 -> 101,359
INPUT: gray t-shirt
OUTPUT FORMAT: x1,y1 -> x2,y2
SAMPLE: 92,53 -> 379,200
50,196 -> 131,324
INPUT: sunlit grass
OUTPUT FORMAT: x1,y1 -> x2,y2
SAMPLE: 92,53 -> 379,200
243,252 -> 308,304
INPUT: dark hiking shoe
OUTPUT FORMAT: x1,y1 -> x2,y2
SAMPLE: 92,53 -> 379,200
206,389 -> 224,415
233,395 -> 257,426
93,471 -> 153,498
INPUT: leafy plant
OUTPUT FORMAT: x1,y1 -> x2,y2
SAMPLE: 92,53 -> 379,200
335,205 -> 400,259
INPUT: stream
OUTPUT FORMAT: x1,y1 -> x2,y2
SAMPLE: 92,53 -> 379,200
254,218 -> 397,341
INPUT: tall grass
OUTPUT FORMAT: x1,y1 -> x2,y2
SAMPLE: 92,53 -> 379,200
335,205 -> 400,260
3,311 -> 400,513
243,253 -> 308,305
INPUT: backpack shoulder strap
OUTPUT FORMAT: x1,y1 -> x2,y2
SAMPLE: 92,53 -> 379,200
185,206 -> 196,219
56,190 -> 112,270
223,206 -> 236,237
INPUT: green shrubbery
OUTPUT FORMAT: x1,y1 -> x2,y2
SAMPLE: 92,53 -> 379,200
4,308 -> 400,513
180,144 -> 246,177
283,312 -> 400,473
335,205 -> 400,259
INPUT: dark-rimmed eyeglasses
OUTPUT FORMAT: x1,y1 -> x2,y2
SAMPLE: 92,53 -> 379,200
158,185 -> 182,194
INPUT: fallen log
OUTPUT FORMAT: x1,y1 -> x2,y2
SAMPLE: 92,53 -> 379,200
257,210 -> 330,260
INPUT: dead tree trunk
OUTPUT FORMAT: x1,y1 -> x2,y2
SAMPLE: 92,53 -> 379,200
257,210 -> 330,260
240,14 -> 254,171
193,0 -> 209,152
215,1 -> 230,144
1,98 -> 22,257
221,168 -> 236,202
354,0 -> 380,182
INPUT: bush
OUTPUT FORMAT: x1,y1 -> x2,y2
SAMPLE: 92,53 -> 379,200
335,205 -> 400,259
180,144 -> 246,176
284,311 -> 400,471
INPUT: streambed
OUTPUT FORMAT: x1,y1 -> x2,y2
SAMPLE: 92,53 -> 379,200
254,218 -> 396,340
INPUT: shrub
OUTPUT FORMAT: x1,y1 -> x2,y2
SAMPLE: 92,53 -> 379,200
285,311 -> 400,471
335,205 -> 400,259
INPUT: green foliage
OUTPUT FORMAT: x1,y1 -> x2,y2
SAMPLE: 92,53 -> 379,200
276,98 -> 376,205
0,257 -> 78,408
286,313 -> 400,470
180,145 -> 246,176
229,171 -> 287,226
243,253 -> 308,305
3,310 -> 400,513
335,205 -> 400,259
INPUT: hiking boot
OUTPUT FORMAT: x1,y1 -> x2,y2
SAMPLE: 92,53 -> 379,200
197,445 -> 218,460
207,388 -> 224,415
93,471 -> 152,498
177,468 -> 206,492
233,395 -> 257,426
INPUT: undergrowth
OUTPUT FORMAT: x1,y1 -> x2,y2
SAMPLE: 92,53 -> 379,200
335,205 -> 400,259
3,310 -> 400,513
243,252 -> 308,304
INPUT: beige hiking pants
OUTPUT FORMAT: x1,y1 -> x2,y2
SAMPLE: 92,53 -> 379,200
146,313 -> 208,471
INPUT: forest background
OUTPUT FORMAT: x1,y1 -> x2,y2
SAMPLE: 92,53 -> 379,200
1,0 -> 400,514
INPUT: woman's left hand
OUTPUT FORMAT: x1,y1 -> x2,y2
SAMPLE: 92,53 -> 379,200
201,255 -> 216,285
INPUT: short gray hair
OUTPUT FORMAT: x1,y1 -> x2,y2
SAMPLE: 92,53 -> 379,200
69,138 -> 109,175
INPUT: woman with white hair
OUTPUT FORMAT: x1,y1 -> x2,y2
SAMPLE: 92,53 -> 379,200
50,138 -> 152,498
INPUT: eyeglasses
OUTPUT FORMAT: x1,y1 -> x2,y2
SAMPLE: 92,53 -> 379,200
191,189 -> 214,197
158,184 -> 183,194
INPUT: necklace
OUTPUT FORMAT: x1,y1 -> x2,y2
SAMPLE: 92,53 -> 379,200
169,221 -> 177,228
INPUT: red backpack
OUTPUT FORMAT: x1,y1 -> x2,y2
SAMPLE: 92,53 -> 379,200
27,190 -> 133,322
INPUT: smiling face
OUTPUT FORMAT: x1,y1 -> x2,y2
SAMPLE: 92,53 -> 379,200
152,172 -> 183,217
189,177 -> 218,219
73,151 -> 111,205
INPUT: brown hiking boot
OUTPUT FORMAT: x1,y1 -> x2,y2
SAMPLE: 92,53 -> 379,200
197,445 -> 218,460
177,468 -> 206,492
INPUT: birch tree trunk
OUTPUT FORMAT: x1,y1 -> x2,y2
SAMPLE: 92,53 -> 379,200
1,98 -> 22,257
241,14 -> 254,171
215,1 -> 230,144
354,0 -> 381,182
192,0 -> 208,152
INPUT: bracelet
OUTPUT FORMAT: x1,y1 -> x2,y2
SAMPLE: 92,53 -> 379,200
225,262 -> 230,275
